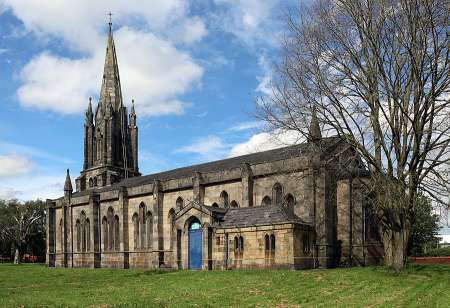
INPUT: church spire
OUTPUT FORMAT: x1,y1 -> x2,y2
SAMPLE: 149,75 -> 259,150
64,169 -> 73,195
308,106 -> 322,142
99,18 -> 122,111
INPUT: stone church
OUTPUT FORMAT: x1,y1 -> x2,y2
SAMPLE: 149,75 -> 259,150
46,23 -> 382,270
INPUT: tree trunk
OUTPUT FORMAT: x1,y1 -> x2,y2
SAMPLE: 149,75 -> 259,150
13,247 -> 20,264
382,228 -> 408,270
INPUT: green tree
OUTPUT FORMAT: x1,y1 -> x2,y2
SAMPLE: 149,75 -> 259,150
0,199 -> 46,263
408,196 -> 440,256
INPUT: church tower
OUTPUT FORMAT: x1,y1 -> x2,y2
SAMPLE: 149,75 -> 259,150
75,22 -> 140,192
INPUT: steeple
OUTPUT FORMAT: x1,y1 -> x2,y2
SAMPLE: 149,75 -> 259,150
76,19 -> 140,193
308,106 -> 322,142
64,169 -> 73,195
99,19 -> 122,111
85,97 -> 93,125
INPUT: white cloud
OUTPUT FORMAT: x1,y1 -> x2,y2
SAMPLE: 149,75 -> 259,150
229,120 -> 263,132
0,153 -> 33,178
228,129 -> 304,157
213,0 -> 283,47
255,54 -> 273,96
0,174 -> 65,200
2,0 -> 206,116
176,135 -> 229,161
16,27 -> 203,116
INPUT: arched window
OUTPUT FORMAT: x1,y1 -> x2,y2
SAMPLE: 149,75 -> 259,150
93,177 -> 97,187
59,219 -> 64,252
239,236 -> 244,259
262,196 -> 272,206
273,183 -> 283,206
139,203 -> 146,249
107,207 -> 114,250
264,234 -> 270,255
76,220 -> 81,252
220,191 -> 229,208
85,218 -> 90,251
89,178 -> 93,188
270,234 -> 275,258
146,211 -> 153,248
211,202 -> 219,208
102,217 -> 108,251
114,215 -> 120,251
303,232 -> 311,254
80,211 -> 87,252
176,197 -> 184,210
234,236 -> 244,259
168,209 -> 176,249
230,200 -> 239,208
132,213 -> 139,250
285,194 -> 295,213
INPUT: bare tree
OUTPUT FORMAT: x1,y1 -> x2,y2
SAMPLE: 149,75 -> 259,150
257,0 -> 450,269
0,200 -> 45,264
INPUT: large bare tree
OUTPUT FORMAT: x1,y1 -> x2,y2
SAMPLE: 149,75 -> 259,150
258,0 -> 450,269
0,200 -> 45,264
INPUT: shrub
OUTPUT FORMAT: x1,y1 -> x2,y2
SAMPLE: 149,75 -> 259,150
422,247 -> 450,257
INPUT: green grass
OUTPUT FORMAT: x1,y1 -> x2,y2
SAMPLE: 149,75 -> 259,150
0,264 -> 449,307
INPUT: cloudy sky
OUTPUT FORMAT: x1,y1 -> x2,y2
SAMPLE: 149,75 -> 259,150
0,0 -> 305,201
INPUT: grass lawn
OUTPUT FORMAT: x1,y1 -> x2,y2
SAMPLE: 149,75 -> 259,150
0,264 -> 449,307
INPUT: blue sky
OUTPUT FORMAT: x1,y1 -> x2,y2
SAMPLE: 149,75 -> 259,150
0,0 -> 303,200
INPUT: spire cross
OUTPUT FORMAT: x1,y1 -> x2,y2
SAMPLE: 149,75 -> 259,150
108,12 -> 113,24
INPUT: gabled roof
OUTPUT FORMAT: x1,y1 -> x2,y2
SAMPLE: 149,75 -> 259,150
72,136 -> 344,197
215,205 -> 308,228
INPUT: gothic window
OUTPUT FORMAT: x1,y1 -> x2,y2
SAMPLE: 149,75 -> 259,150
132,213 -> 139,250
139,203 -> 146,249
89,178 -> 93,188
239,236 -> 244,259
272,183 -> 283,206
303,232 -> 311,254
59,219 -> 63,252
220,191 -> 229,208
230,200 -> 239,208
211,203 -> 219,208
262,196 -> 272,206
107,207 -> 114,250
270,234 -> 275,259
284,194 -> 295,213
93,177 -> 97,187
176,197 -> 184,211
102,217 -> 108,251
264,234 -> 270,259
85,218 -> 90,251
146,211 -> 153,249
76,220 -> 81,252
168,209 -> 176,249
80,211 -> 87,252
114,215 -> 120,251
234,236 -> 244,259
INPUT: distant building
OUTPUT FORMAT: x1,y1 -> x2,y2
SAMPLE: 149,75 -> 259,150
46,23 -> 382,270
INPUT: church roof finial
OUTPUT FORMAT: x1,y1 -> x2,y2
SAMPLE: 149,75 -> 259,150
108,12 -> 113,32
131,99 -> 135,114
64,169 -> 73,193
308,106 -> 322,142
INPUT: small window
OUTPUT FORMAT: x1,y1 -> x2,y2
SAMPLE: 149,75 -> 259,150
273,183 -> 283,206
89,178 -> 93,188
285,194 -> 295,212
303,232 -> 311,254
230,200 -> 239,208
93,177 -> 97,187
216,237 -> 221,246
176,197 -> 184,210
190,221 -> 201,230
262,196 -> 272,206
211,202 -> 219,208
220,191 -> 229,208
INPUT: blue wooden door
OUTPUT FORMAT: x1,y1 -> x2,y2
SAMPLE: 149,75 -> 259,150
189,228 -> 202,269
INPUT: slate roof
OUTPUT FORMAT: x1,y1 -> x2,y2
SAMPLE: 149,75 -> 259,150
214,205 -> 308,228
73,136 -> 343,197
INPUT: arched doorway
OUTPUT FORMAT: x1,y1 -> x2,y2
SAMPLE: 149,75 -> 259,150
188,218 -> 202,269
